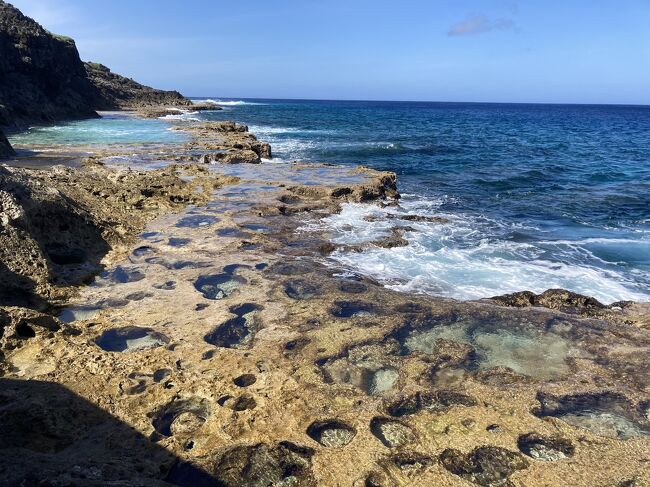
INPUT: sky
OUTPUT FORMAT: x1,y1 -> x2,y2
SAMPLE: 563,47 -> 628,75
9,0 -> 650,104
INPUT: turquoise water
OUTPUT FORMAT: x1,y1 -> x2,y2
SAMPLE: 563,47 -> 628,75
8,112 -> 186,146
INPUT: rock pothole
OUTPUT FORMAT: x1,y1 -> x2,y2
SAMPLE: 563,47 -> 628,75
284,279 -> 321,300
233,373 -> 257,387
331,301 -> 379,318
204,303 -> 263,349
306,420 -> 356,447
194,273 -> 245,300
95,326 -> 168,352
534,391 -> 650,439
386,390 -> 477,417
370,417 -> 415,448
176,214 -> 219,228
151,397 -> 211,438
209,441 -> 315,487
439,446 -> 529,487
517,433 -> 574,461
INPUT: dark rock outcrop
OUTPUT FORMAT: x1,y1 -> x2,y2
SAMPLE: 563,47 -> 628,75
0,129 -> 14,157
0,1 -> 191,129
84,62 -> 191,110
0,1 -> 99,128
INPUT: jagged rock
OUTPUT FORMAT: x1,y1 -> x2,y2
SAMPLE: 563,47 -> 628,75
0,1 -> 100,127
0,1 -> 192,129
84,62 -> 191,110
0,129 -> 14,158
0,164 -> 229,308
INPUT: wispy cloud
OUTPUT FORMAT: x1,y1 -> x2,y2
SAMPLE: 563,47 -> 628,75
448,14 -> 515,37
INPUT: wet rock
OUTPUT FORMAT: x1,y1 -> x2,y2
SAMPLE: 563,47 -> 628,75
331,301 -> 380,318
217,227 -> 250,238
393,310 -> 573,380
95,326 -> 168,353
439,446 -> 529,487
204,150 -> 261,164
204,303 -> 263,349
390,452 -> 433,475
168,237 -> 191,247
534,391 -> 650,439
208,442 -> 315,487
176,214 -> 219,228
386,390 -> 477,417
320,342 -> 400,395
268,261 -> 314,276
517,433 -> 574,461
306,420 -> 356,447
153,368 -> 172,383
338,281 -> 368,294
194,273 -> 245,300
99,265 -> 145,284
370,417 -> 415,448
233,373 -> 256,387
231,394 -> 257,411
370,228 -> 409,249
154,280 -> 176,290
152,397 -> 211,437
284,280 -> 321,300
490,288 -> 607,317
389,213 -> 449,223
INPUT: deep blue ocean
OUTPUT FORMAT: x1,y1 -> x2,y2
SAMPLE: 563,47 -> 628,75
202,99 -> 650,303
10,99 -> 650,303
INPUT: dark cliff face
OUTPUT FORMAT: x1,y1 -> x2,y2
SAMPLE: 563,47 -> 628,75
0,129 -> 15,158
84,62 -> 191,110
0,1 -> 191,131
0,1 -> 99,128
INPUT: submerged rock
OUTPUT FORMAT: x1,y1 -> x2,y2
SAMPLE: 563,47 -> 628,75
517,433 -> 574,461
95,326 -> 168,353
439,446 -> 529,486
208,442 -> 315,487
204,303 -> 263,349
306,420 -> 356,447
535,391 -> 650,439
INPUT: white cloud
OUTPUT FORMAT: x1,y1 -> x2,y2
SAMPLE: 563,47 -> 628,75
448,14 -> 515,37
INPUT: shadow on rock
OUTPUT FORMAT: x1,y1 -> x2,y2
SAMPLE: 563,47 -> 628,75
0,378 -> 216,485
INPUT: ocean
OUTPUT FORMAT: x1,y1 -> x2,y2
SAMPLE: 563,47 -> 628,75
10,99 -> 650,303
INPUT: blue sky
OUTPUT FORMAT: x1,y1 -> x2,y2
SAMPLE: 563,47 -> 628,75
10,0 -> 650,104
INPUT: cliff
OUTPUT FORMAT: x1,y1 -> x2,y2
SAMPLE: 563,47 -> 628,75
84,62 -> 191,110
0,1 -> 98,128
0,130 -> 14,157
0,0 -> 191,134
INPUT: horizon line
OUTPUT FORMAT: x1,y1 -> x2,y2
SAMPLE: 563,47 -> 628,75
187,96 -> 650,108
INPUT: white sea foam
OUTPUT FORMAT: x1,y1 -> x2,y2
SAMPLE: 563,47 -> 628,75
302,198 -> 650,304
159,112 -> 201,122
195,99 -> 265,106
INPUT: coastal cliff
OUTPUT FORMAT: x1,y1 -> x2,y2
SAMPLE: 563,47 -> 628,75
0,0 -> 98,128
0,130 -> 14,157
0,0 -> 191,134
84,62 -> 191,110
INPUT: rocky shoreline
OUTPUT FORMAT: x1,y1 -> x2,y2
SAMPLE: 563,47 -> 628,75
1,3 -> 649,485
0,112 -> 649,486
